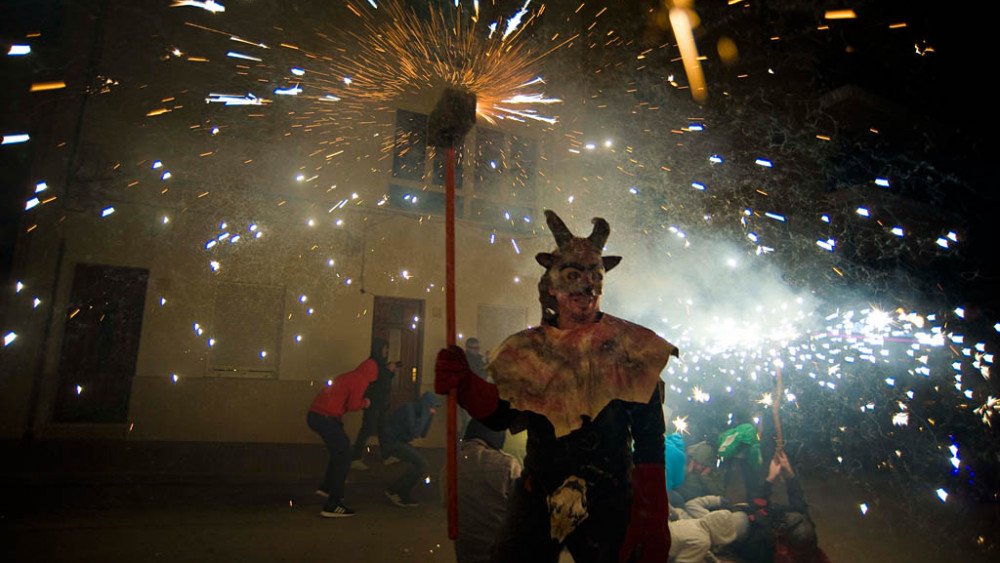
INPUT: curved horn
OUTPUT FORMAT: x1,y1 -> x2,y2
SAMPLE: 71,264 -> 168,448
588,217 -> 610,249
545,209 -> 574,248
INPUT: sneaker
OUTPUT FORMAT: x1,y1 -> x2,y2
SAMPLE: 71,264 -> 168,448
315,489 -> 330,499
320,503 -> 356,518
383,456 -> 401,465
350,459 -> 370,471
385,490 -> 418,508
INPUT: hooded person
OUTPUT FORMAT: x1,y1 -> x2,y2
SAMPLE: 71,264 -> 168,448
307,352 -> 380,517
442,420 -> 524,563
674,441 -> 725,504
436,210 -> 679,563
382,391 -> 440,507
664,432 -> 687,492
350,337 -> 396,469
727,450 -> 831,563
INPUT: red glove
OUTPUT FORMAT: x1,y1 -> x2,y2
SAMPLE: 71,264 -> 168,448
435,345 -> 499,419
619,463 -> 671,563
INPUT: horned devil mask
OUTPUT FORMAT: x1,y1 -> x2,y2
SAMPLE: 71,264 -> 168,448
536,210 -> 621,325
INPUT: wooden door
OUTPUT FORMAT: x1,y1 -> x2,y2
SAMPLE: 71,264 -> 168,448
371,296 -> 425,411
53,263 -> 149,423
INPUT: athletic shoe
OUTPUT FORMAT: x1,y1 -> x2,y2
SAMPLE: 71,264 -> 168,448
320,503 -> 356,518
315,489 -> 330,498
383,456 -> 401,465
385,490 -> 418,508
350,460 -> 370,471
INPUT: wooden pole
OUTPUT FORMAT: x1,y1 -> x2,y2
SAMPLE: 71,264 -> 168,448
445,147 -> 459,539
773,364 -> 784,454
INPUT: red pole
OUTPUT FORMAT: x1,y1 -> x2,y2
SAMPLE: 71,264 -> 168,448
445,147 -> 459,540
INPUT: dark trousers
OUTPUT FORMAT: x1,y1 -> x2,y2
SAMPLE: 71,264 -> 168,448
351,401 -> 389,460
490,477 -> 631,563
382,441 -> 428,498
307,411 -> 350,502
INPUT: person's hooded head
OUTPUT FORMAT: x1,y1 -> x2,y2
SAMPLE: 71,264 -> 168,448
419,391 -> 440,414
775,511 -> 826,562
686,441 -> 716,475
463,419 -> 506,450
370,337 -> 389,364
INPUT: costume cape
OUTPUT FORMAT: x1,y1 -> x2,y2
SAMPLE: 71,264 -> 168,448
487,313 -> 678,437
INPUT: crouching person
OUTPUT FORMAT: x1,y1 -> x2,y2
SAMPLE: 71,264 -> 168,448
383,391 -> 439,507
443,420 -> 523,563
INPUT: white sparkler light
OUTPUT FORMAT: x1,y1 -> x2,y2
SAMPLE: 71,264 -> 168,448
295,335 -> 303,342
3,332 -> 16,346
15,281 -> 24,293
170,0 -> 226,13
161,171 -> 172,180
764,212 -> 786,222
629,187 -> 638,194
8,45 -> 31,56
821,214 -> 830,223
891,227 -> 904,237
172,373 -> 179,383
206,93 -> 264,106
76,385 -> 83,395
511,239 -> 520,254
856,207 -> 870,217
227,51 -> 262,62
892,412 -> 909,426
688,123 -> 704,131
32,298 -> 41,308
210,260 -> 221,272
816,239 -> 836,252
584,143 -> 595,150
25,198 -> 39,210
955,307 -> 965,318
101,207 -> 115,217
605,139 -> 613,147
860,503 -> 869,515
875,178 -> 890,187
709,155 -> 723,164
152,161 -> 163,169
211,127 -> 220,135
35,182 -> 47,193
260,350 -> 267,358
691,182 -> 706,191
936,488 -> 948,502
935,237 -> 949,248
947,231 -> 958,242
2,134 -> 30,145
754,158 -> 773,167
290,67 -> 305,76
274,84 -> 302,96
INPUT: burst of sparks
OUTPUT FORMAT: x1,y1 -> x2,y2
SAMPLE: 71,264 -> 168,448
289,0 -> 562,135
672,415 -> 690,434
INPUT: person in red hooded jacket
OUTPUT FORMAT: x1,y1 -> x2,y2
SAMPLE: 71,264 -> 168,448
307,342 -> 382,518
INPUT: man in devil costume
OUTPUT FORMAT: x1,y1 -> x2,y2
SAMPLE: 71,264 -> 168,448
436,210 -> 678,563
